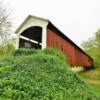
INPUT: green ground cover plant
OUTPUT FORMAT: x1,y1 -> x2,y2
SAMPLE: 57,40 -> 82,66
0,44 -> 15,56
0,48 -> 99,100
78,69 -> 100,97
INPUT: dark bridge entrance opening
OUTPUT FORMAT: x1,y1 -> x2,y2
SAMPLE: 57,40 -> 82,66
19,26 -> 42,49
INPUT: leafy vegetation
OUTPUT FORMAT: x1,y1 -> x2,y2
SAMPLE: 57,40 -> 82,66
0,43 -> 15,56
13,48 -> 37,56
79,70 -> 100,97
81,29 -> 100,68
88,84 -> 100,97
0,48 -> 99,100
0,44 -> 14,55
80,26 -> 100,98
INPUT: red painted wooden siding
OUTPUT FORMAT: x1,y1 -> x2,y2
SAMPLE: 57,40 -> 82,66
47,29 -> 93,67
47,29 -> 76,66
75,49 -> 93,67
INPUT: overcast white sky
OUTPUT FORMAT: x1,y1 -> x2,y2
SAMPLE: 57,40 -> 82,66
4,0 -> 100,46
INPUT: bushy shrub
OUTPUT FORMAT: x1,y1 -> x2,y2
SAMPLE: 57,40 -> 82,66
13,48 -> 38,56
0,44 -> 15,56
0,48 -> 99,100
43,48 -> 67,62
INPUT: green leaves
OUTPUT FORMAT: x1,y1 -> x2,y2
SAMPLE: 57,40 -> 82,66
0,48 -> 99,100
81,29 -> 100,68
0,44 -> 15,56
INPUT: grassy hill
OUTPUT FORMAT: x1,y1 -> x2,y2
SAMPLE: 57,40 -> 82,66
0,48 -> 99,100
78,69 -> 100,97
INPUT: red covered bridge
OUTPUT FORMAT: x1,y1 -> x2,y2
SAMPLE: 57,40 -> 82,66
15,15 -> 93,70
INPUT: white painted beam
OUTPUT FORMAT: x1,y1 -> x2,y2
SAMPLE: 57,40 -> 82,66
20,35 -> 42,45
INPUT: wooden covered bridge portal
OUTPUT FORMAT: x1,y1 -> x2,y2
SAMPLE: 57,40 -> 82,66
19,26 -> 42,49
15,15 -> 93,71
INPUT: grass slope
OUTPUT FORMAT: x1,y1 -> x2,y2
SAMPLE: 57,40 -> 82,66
0,48 -> 99,100
78,70 -> 100,97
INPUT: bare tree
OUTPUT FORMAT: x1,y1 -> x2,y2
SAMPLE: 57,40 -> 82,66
0,0 -> 13,45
